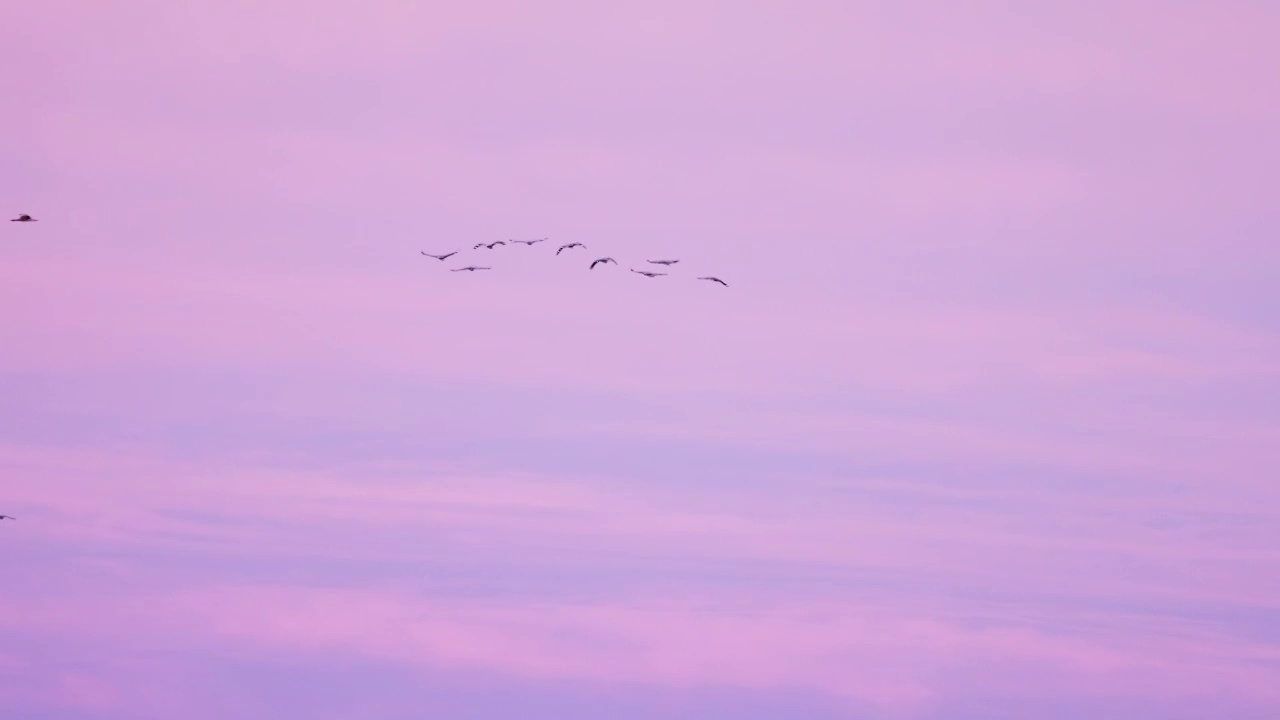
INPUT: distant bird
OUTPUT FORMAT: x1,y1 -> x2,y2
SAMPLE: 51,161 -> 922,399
451,266 -> 491,272
510,238 -> 547,246
589,257 -> 617,270
697,276 -> 729,286
9,214 -> 35,222
647,259 -> 679,266
473,241 -> 506,250
631,269 -> 667,278
556,242 -> 585,255
421,251 -> 458,261
0,515 -> 13,520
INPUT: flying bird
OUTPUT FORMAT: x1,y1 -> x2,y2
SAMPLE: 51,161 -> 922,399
0,515 -> 14,520
421,251 -> 458,260
556,242 -> 585,255
697,276 -> 729,286
589,257 -> 617,270
510,238 -> 548,246
631,269 -> 667,278
647,259 -> 679,266
451,266 -> 491,272
9,214 -> 35,222
473,241 -> 506,250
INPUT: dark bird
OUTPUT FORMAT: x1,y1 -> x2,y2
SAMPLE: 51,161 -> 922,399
10,214 -> 36,222
511,238 -> 548,246
451,266 -> 491,272
697,276 -> 729,286
589,257 -> 617,270
631,269 -> 667,278
0,515 -> 14,520
421,251 -> 458,261
647,259 -> 679,266
473,241 -> 506,250
556,242 -> 585,255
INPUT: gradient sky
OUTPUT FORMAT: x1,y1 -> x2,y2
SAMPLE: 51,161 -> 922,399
3,2 -> 1280,718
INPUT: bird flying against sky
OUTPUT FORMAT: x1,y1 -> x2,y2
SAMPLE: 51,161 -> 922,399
510,238 -> 547,246
556,242 -> 585,255
631,269 -> 667,278
697,276 -> 729,286
589,257 -> 616,270
9,214 -> 36,222
0,515 -> 14,520
647,259 -> 679,265
421,251 -> 458,260
451,266 -> 491,272
473,241 -> 506,250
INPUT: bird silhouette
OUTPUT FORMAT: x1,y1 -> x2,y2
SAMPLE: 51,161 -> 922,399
473,241 -> 506,250
510,238 -> 547,246
0,515 -> 14,520
451,266 -> 492,272
631,269 -> 667,278
421,251 -> 458,260
589,257 -> 617,270
647,259 -> 679,265
9,214 -> 36,222
556,242 -> 585,255
697,276 -> 729,286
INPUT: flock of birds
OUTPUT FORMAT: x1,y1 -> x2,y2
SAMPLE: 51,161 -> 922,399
11,213 -> 729,284
420,236 -> 729,286
2,212 -> 729,522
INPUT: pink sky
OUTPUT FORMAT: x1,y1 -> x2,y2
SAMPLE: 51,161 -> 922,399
3,2 -> 1279,718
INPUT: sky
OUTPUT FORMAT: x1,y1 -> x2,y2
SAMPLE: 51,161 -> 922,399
2,1 -> 1279,718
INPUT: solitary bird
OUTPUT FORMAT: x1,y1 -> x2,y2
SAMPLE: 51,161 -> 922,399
697,276 -> 729,286
451,266 -> 491,272
0,515 -> 14,520
631,269 -> 667,278
421,251 -> 458,261
556,242 -> 585,255
589,257 -> 617,270
510,238 -> 547,246
474,241 -> 506,250
647,259 -> 679,266
10,214 -> 36,222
